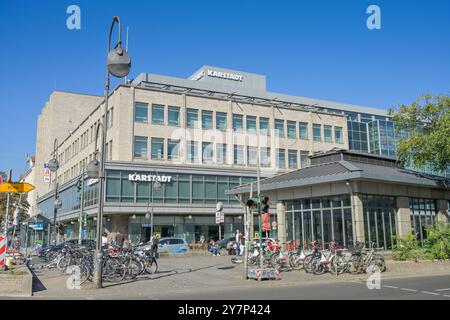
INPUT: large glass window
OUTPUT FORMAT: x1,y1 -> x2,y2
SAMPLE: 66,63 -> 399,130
275,119 -> 285,137
313,124 -> 322,141
288,150 -> 298,169
260,117 -> 269,136
363,195 -> 397,250
247,146 -> 258,166
202,142 -> 213,163
202,110 -> 213,129
234,145 -> 245,165
276,148 -> 286,168
186,108 -> 198,128
299,122 -> 308,140
246,116 -> 257,134
300,151 -> 310,168
152,104 -> 165,125
324,125 -> 332,142
216,143 -> 227,164
335,126 -> 343,143
287,121 -> 296,139
167,139 -> 180,160
151,138 -> 164,160
232,114 -> 243,132
216,112 -> 227,131
410,198 -> 436,245
285,195 -> 352,247
168,106 -> 180,126
134,102 -> 148,123
133,136 -> 147,158
260,147 -> 270,167
187,141 -> 198,163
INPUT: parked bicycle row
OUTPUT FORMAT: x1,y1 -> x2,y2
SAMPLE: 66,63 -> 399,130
41,242 -> 159,284
233,239 -> 386,275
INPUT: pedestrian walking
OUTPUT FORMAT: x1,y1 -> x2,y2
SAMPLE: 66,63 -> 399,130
150,232 -> 159,257
115,231 -> 125,248
239,232 -> 245,255
235,229 -> 241,254
101,232 -> 108,248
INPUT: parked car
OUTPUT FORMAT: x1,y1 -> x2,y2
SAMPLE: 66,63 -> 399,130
158,237 -> 190,252
218,237 -> 235,250
38,239 -> 95,257
135,237 -> 190,253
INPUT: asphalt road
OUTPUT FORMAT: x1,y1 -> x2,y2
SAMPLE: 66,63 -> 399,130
156,274 -> 450,300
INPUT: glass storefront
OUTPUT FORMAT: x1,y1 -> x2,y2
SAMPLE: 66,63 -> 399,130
409,198 -> 436,245
285,195 -> 353,247
362,195 -> 397,250
127,215 -> 243,244
106,170 -> 255,205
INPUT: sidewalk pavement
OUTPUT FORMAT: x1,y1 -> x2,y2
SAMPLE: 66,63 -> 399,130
20,255 -> 450,299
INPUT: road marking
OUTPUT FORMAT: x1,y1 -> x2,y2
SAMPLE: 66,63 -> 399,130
400,288 -> 418,292
421,291 -> 440,296
383,285 -> 398,289
435,288 -> 450,292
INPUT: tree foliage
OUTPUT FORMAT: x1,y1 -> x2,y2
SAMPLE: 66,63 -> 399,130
0,193 -> 30,229
388,94 -> 450,173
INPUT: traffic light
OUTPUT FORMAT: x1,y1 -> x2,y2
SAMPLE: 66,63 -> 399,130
246,195 -> 269,213
76,177 -> 82,192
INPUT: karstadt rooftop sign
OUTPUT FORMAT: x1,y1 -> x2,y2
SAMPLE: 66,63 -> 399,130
191,69 -> 244,82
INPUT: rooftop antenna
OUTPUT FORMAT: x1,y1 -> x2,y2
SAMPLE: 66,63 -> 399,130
124,26 -> 129,84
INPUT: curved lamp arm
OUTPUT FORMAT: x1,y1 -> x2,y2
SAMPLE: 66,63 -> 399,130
93,122 -> 104,160
108,16 -> 122,53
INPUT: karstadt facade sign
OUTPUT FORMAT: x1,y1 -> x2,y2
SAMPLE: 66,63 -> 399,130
207,69 -> 243,81
128,173 -> 172,183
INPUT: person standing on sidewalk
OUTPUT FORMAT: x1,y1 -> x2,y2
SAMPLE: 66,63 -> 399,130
235,229 -> 241,254
150,233 -> 159,258
115,231 -> 125,248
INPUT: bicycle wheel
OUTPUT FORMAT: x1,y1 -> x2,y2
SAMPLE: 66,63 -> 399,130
303,254 -> 315,273
289,253 -> 304,270
144,257 -> 158,274
126,259 -> 142,279
57,255 -> 72,271
366,254 -> 386,273
269,253 -> 282,270
79,265 -> 92,285
104,259 -> 126,282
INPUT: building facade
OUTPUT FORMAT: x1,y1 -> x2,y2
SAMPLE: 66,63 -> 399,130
33,65 -> 442,244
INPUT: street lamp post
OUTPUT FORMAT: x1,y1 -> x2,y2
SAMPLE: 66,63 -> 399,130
48,138 -> 61,246
87,16 -> 131,288
146,180 -> 161,239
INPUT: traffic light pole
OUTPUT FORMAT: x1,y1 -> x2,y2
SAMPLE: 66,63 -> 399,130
257,153 -> 263,269
78,173 -> 85,245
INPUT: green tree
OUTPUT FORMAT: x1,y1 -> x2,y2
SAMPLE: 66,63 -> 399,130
0,193 -> 30,231
388,94 -> 450,173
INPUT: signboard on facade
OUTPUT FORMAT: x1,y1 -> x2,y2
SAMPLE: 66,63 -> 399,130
207,69 -> 243,82
215,212 -> 221,224
87,178 -> 98,186
128,173 -> 172,183
44,163 -> 50,183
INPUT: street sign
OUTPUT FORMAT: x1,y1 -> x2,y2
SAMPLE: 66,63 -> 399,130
220,212 -> 224,223
44,167 -> 51,183
215,211 -> 221,224
0,182 -> 35,193
271,221 -> 277,230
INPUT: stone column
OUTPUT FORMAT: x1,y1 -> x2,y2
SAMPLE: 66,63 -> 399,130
396,197 -> 412,238
352,193 -> 365,244
276,201 -> 286,245
436,199 -> 449,224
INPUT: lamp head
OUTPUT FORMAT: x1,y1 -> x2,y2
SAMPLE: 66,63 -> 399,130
107,46 -> 131,78
48,158 -> 59,172
87,158 -> 100,179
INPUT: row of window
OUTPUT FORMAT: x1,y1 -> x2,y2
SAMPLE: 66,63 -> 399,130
134,102 -> 343,143
55,108 -> 114,175
134,136 -> 312,169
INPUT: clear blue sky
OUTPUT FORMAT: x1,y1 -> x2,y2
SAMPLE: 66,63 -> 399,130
0,0 -> 449,180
